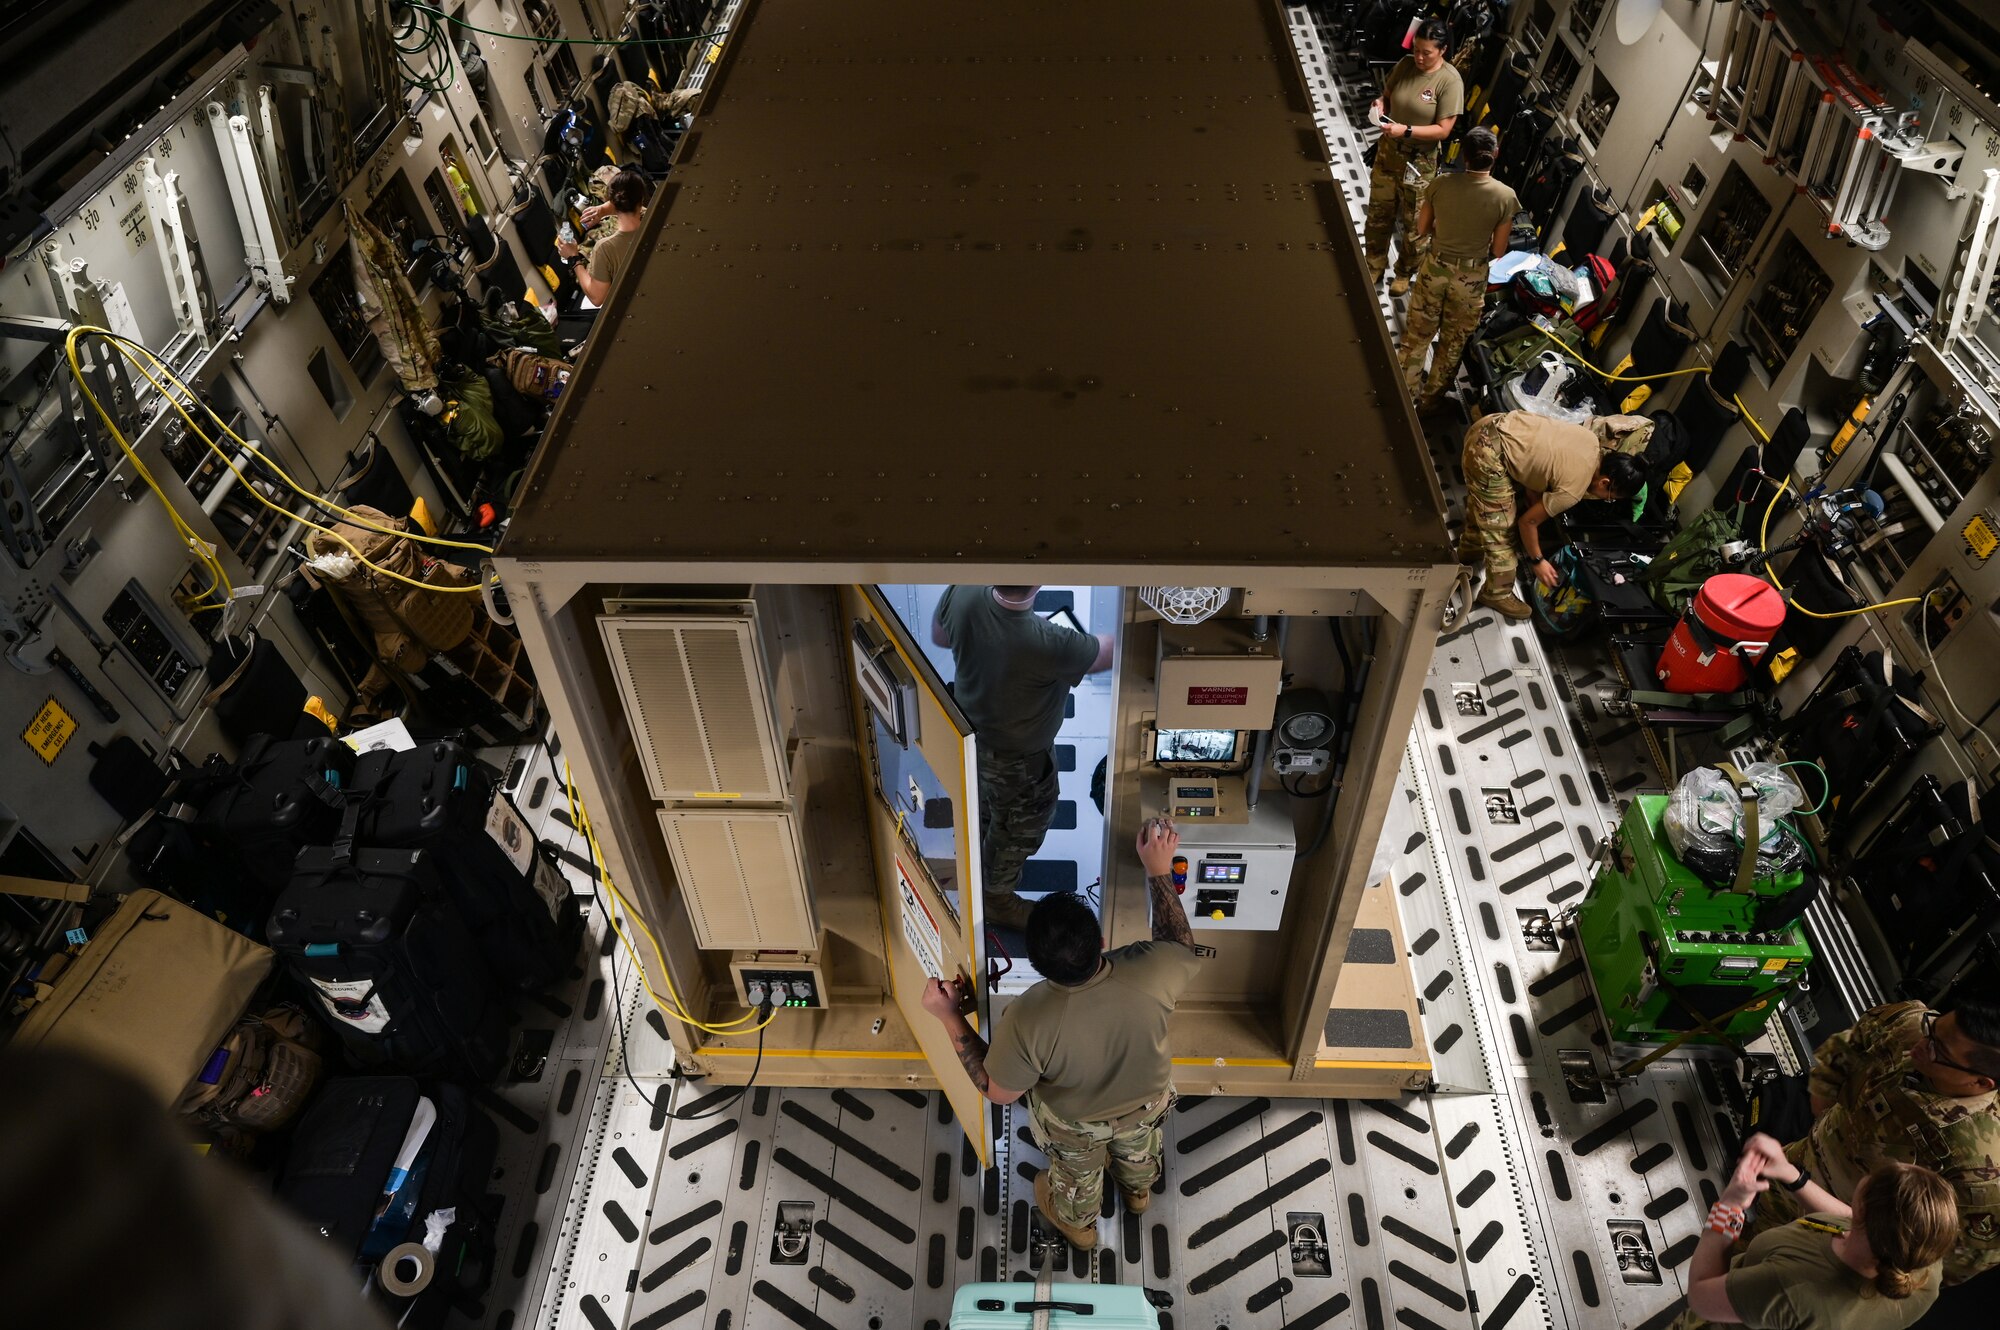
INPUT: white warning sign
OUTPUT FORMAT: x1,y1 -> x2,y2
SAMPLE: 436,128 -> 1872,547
897,858 -> 946,982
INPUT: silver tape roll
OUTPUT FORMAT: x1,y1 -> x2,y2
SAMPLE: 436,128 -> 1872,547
380,1242 -> 434,1296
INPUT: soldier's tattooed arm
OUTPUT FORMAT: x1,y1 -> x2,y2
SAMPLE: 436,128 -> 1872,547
950,1023 -> 993,1091
920,979 -> 1025,1105
942,1014 -> 1025,1105
1147,874 -> 1195,949
1136,818 -> 1197,951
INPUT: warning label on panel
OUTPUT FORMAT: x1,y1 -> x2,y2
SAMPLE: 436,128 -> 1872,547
1185,686 -> 1249,706
897,859 -> 946,982
21,697 -> 76,765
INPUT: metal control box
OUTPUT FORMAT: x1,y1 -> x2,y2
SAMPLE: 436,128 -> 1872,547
1576,797 -> 1812,1046
728,951 -> 828,1009
1159,786 -> 1297,931
1155,620 -> 1284,729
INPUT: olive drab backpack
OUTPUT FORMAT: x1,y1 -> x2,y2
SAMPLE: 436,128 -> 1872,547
1638,506 -> 1743,615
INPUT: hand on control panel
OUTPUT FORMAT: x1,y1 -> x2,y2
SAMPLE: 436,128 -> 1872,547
1137,817 -> 1180,876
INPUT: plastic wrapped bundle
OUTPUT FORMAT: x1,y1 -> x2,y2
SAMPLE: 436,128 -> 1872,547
1663,763 -> 1808,883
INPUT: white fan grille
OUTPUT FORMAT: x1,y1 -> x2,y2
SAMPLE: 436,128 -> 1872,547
1138,586 -> 1229,624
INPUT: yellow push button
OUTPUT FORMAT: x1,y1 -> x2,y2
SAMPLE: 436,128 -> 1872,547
1210,909 -> 1225,921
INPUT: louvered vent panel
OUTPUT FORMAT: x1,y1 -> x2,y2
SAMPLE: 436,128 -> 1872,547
679,627 -> 775,798
659,810 -> 816,950
598,616 -> 786,802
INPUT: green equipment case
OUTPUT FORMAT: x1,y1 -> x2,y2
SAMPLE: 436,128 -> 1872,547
1576,795 -> 1812,1045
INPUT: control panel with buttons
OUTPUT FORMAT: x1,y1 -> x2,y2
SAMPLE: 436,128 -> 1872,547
729,951 -> 828,1009
1155,788 -> 1297,932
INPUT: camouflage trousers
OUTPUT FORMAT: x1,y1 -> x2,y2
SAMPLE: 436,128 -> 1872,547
1365,141 -> 1438,284
978,746 -> 1059,904
1461,415 -> 1521,587
1029,1091 -> 1174,1229
1399,253 -> 1488,405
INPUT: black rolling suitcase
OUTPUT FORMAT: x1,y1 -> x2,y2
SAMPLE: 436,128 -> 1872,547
277,1075 -> 497,1330
351,740 -> 582,989
189,734 -> 356,892
268,847 -> 510,1082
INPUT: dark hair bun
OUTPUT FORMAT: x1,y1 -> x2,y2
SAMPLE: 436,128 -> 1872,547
608,168 -> 650,213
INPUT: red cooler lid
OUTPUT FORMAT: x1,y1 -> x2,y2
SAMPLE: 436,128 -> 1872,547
1693,573 -> 1787,638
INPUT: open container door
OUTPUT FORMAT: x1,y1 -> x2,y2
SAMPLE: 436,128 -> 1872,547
844,586 -> 995,1165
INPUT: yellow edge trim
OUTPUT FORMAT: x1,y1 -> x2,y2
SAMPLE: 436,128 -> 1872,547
1169,1057 -> 1431,1070
1315,1059 -> 1432,1070
1170,1057 -> 1291,1067
696,1049 -> 1429,1072
698,1046 -> 928,1059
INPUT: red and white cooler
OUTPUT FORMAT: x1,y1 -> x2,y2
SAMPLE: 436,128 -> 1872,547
1654,573 -> 1786,694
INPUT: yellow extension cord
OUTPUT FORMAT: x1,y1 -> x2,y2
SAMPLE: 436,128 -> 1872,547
70,325 -> 769,1035
1526,327 -> 1917,623
66,327 -> 496,596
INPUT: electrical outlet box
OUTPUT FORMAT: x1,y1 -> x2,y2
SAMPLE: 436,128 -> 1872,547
729,950 -> 827,1009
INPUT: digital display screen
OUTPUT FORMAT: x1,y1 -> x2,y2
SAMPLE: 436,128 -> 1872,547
1173,786 -> 1216,800
1199,861 -> 1247,884
1154,728 -> 1239,763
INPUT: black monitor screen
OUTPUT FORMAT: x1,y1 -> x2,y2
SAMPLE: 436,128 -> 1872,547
1154,728 -> 1238,763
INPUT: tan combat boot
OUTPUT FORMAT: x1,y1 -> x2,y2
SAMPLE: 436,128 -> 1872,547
1476,586 -> 1533,620
1034,1171 -> 1100,1250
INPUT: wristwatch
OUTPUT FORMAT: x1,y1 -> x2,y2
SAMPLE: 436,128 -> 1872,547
1784,1167 -> 1811,1192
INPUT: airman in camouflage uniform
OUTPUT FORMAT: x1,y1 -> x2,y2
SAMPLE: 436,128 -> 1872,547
1397,128 -> 1517,412
1366,143 -> 1439,293
1029,1091 -> 1174,1231
1459,411 -> 1645,619
1753,1000 -> 2000,1285
1365,23 -> 1464,295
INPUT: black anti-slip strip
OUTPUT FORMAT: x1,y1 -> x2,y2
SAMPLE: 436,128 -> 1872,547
1179,1111 -> 1322,1195
1364,1130 -> 1440,1175
1571,1098 -> 1659,1157
667,1119 -> 736,1161
612,1146 -> 648,1188
1382,1214 -> 1456,1263
1288,1291 -> 1351,1329
1176,1098 -> 1271,1154
631,1290 -> 705,1330
1187,1159 -> 1332,1248
640,1237 -> 710,1293
1483,1273 -> 1537,1330
648,1198 -> 722,1246
1388,1258 -> 1466,1311
1188,1229 -> 1287,1295
771,1147 -> 916,1243
813,1219 -> 914,1290
751,1280 -> 842,1330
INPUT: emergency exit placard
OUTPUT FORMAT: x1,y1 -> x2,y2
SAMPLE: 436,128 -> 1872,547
21,697 -> 76,766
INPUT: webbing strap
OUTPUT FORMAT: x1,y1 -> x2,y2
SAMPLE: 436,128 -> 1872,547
1032,1268 -> 1054,1330
1716,761 -> 1760,893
